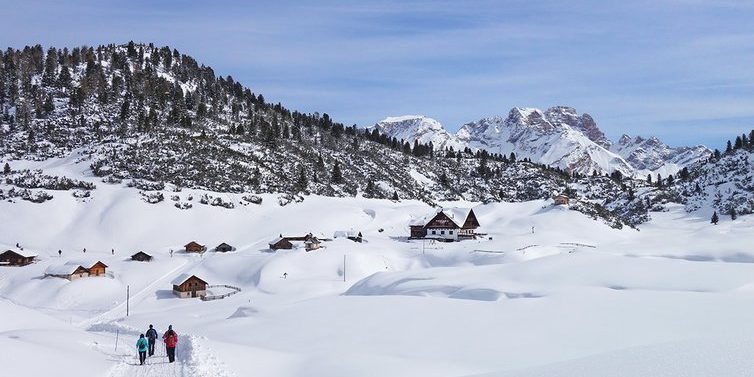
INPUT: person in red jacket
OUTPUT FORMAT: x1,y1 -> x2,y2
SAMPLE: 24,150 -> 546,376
162,325 -> 178,363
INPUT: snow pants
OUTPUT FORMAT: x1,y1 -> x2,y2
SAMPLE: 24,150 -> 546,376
148,339 -> 155,356
166,346 -> 176,362
139,351 -> 146,365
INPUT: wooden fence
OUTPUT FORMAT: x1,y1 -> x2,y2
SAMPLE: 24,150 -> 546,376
201,284 -> 241,301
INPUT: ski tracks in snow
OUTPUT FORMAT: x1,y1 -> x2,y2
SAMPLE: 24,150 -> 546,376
105,335 -> 234,377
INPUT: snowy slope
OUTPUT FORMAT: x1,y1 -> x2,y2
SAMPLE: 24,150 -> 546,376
2,168 -> 754,376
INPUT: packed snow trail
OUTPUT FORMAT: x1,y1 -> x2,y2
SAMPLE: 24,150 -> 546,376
105,335 -> 234,377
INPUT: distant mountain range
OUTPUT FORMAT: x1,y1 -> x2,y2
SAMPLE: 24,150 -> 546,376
373,106 -> 710,177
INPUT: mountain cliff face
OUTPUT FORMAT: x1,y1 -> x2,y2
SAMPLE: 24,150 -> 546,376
610,135 -> 711,176
372,115 -> 461,151
374,107 -> 709,177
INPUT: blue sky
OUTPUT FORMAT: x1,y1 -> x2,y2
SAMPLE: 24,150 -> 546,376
2,0 -> 754,147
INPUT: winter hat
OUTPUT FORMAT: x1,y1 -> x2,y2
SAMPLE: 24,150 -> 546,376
168,325 -> 172,330
149,324 -> 153,328
140,334 -> 145,338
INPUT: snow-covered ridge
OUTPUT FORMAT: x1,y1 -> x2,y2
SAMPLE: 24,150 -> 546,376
373,106 -> 710,176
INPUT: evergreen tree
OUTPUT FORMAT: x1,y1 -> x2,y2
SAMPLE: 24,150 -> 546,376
679,167 -> 690,181
725,140 -> 733,154
316,153 -> 325,171
730,208 -> 737,220
42,47 -> 58,86
734,136 -> 743,150
3,162 -> 10,175
120,99 -> 130,120
331,160 -> 343,184
666,174 -> 674,185
646,174 -> 652,185
392,191 -> 399,201
439,172 -> 449,187
364,179 -> 375,197
711,211 -> 719,225
296,164 -> 308,192
509,152 -> 516,163
42,94 -> 55,116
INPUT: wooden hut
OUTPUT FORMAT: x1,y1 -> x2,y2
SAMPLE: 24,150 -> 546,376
409,208 -> 480,241
214,243 -> 235,252
0,249 -> 37,266
184,241 -> 207,253
131,251 -> 153,262
172,274 -> 208,298
553,195 -> 570,206
45,264 -> 89,280
269,237 -> 293,250
87,261 -> 108,276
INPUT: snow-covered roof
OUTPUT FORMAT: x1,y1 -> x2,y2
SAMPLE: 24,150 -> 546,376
333,230 -> 359,238
46,264 -> 85,275
268,237 -> 286,245
2,248 -> 38,258
171,273 -> 206,285
410,208 -> 473,228
66,259 -> 107,268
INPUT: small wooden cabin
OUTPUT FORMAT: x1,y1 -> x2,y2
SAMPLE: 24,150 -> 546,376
214,243 -> 235,252
172,274 -> 208,298
184,241 -> 207,253
87,261 -> 108,276
131,251 -> 153,262
553,195 -> 570,206
305,237 -> 321,251
45,264 -> 89,280
269,237 -> 293,250
0,249 -> 37,266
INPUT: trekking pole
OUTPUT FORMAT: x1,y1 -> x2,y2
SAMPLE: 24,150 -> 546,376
114,329 -> 119,352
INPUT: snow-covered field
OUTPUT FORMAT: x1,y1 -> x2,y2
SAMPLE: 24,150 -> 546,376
2,159 -> 754,376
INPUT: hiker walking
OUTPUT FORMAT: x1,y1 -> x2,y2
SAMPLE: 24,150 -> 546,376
136,334 -> 148,365
145,324 -> 158,356
58,249 -> 62,257
111,248 -> 115,255
83,247 -> 86,253
163,325 -> 178,363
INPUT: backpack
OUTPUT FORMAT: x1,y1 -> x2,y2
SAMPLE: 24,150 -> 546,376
137,338 -> 148,351
165,332 -> 178,347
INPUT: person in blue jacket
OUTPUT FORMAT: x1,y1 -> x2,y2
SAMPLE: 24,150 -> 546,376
145,324 -> 159,356
136,334 -> 148,365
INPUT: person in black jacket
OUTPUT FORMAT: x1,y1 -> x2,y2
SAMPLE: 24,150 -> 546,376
145,324 -> 159,356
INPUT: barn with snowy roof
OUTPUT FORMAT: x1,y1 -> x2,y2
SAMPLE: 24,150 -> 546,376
0,249 -> 37,266
409,208 -> 480,241
45,264 -> 89,280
